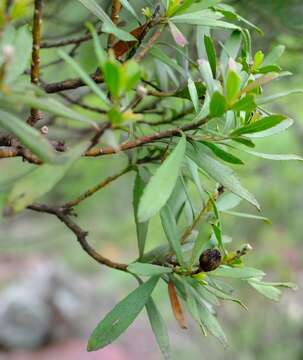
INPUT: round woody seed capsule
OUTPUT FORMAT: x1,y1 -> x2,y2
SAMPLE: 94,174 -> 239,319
199,248 -> 222,272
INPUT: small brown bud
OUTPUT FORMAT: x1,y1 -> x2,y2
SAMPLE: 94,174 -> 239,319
199,248 -> 222,272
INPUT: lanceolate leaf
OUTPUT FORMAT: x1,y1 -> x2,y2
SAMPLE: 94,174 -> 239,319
4,142 -> 89,215
201,141 -> 244,165
6,25 -> 32,83
262,45 -> 285,67
59,50 -> 110,106
127,262 -> 172,276
231,115 -> 287,137
160,204 -> 184,267
138,136 -> 186,222
146,298 -> 171,360
256,89 -> 303,105
87,277 -> 159,351
248,280 -> 281,302
150,47 -> 186,77
209,91 -> 226,118
198,302 -> 227,346
204,35 -> 217,77
0,110 -> 57,163
244,118 -> 293,138
187,143 -> 260,210
188,78 -> 199,113
171,10 -> 239,29
225,70 -> 241,103
3,93 -> 97,127
211,265 -> 265,279
119,0 -> 141,22
222,210 -> 271,223
241,149 -> 303,162
133,172 -> 149,259
77,0 -> 135,41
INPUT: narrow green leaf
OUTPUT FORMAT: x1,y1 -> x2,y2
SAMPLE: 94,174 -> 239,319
209,91 -> 226,118
124,60 -> 141,91
198,302 -> 227,346
120,0 -> 141,22
205,285 -> 247,309
6,25 -> 32,83
253,281 -> 297,290
127,262 -> 172,276
220,30 -> 241,69
222,210 -> 271,223
232,94 -> 256,112
86,22 -> 107,66
138,136 -> 186,222
171,10 -> 239,29
189,224 -> 207,266
103,60 -> 122,99
217,193 -> 241,211
248,280 -> 281,302
242,149 -> 303,162
150,47 -> 186,78
211,265 -> 265,279
3,93 -> 97,127
201,141 -> 243,165
262,45 -> 285,67
58,50 -> 110,106
232,137 -> 255,148
77,0 -> 135,41
0,110 -> 57,163
256,89 -> 303,106
160,204 -> 184,266
204,35 -> 217,77
188,78 -> 199,113
133,172 -> 149,259
146,298 -> 171,360
244,118 -> 293,138
187,143 -> 260,210
198,58 -> 215,95
225,70 -> 241,103
87,277 -> 159,351
4,142 -> 89,215
231,115 -> 287,137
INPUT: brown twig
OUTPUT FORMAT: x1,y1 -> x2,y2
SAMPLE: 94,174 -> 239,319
62,164 -> 133,209
134,24 -> 165,62
28,0 -> 43,126
28,204 -> 128,271
41,29 -> 103,48
0,117 -> 209,162
43,73 -> 103,93
108,0 -> 122,48
85,117 -> 209,157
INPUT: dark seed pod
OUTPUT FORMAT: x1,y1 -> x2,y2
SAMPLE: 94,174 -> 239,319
199,248 -> 222,272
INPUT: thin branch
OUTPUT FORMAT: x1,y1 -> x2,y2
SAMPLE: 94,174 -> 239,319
85,117 -> 209,157
0,117 -> 209,162
108,0 -> 122,48
59,92 -> 107,114
28,204 -> 128,271
28,0 -> 43,126
134,24 -> 165,62
62,164 -> 133,209
41,29 -> 103,48
43,73 -> 103,93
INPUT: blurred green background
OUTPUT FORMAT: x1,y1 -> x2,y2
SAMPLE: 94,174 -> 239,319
1,1 -> 303,359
